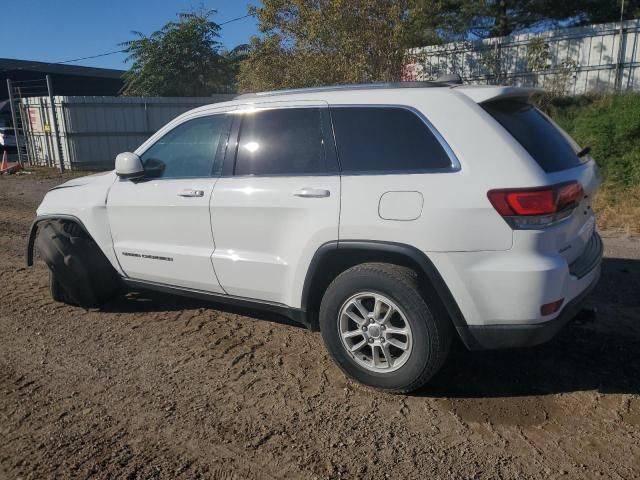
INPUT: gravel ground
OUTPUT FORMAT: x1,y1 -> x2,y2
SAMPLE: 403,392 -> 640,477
1,173 -> 639,479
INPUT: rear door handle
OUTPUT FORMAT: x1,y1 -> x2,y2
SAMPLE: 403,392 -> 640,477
294,188 -> 330,198
177,189 -> 204,198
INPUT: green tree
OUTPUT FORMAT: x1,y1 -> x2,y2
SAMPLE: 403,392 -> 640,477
239,0 -> 639,92
121,10 -> 234,96
238,0 -> 438,92
414,0 -> 640,40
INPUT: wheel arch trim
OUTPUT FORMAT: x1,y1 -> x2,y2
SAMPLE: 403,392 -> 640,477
25,214 -> 91,267
301,240 -> 468,329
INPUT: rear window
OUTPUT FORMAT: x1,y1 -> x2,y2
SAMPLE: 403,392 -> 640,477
482,100 -> 584,173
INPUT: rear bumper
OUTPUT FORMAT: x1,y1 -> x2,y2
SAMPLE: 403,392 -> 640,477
456,264 -> 600,350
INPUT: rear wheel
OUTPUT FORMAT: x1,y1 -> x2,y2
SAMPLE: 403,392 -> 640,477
36,219 -> 121,308
319,263 -> 452,393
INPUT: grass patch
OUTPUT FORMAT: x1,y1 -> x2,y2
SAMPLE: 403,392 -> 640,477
593,182 -> 640,235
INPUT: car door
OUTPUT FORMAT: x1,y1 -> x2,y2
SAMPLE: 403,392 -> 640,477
107,109 -> 234,292
210,101 -> 340,307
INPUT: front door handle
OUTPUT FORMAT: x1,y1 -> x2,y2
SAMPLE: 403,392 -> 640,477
178,189 -> 204,198
294,188 -> 330,198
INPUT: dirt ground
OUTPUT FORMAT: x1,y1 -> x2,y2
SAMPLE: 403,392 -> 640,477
1,172 -> 639,480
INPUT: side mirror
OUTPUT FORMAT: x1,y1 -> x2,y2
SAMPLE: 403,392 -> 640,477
115,152 -> 144,179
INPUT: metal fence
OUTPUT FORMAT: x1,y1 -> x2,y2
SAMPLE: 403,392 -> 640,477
404,19 -> 640,94
19,94 -> 234,171
5,76 -> 61,168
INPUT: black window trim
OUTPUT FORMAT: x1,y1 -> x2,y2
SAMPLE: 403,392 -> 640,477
138,104 -> 461,180
223,105 -> 339,178
328,104 -> 461,176
134,111 -> 235,181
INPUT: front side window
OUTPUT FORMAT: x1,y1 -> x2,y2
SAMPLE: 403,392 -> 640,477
234,108 -> 326,176
331,107 -> 454,174
141,114 -> 232,179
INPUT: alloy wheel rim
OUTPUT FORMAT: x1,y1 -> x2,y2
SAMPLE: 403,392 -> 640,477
337,292 -> 413,373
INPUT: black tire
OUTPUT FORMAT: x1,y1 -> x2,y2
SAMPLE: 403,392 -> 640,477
319,263 -> 452,393
36,219 -> 121,308
49,270 -> 75,305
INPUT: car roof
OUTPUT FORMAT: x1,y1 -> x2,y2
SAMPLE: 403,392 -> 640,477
184,82 -> 459,116
234,81 -> 456,100
182,82 -> 543,118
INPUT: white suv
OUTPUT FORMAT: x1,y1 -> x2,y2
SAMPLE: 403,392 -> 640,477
26,83 -> 602,392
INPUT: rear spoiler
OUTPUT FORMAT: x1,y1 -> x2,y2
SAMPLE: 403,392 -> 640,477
453,86 -> 543,104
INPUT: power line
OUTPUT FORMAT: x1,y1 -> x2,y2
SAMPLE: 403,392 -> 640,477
219,13 -> 252,26
55,49 -> 127,65
54,13 -> 254,64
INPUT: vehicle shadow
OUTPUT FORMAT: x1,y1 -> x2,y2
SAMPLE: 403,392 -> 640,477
99,257 -> 639,397
100,290 -> 306,329
418,256 -> 640,398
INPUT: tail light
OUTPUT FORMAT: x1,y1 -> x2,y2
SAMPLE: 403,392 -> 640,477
488,181 -> 584,229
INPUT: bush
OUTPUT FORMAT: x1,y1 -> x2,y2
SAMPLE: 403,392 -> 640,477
548,93 -> 640,187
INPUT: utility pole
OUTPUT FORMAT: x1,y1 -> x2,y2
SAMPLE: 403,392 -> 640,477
615,0 -> 626,90
46,75 -> 65,173
6,79 -> 23,166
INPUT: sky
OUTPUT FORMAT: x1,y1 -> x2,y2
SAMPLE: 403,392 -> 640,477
0,0 -> 260,71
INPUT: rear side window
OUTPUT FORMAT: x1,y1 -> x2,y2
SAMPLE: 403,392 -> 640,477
235,108 -> 326,176
482,100 -> 584,173
330,107 -> 453,174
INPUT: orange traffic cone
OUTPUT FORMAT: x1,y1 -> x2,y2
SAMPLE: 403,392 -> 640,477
0,149 -> 21,174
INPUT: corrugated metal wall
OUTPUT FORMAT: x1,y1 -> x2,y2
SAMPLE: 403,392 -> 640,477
21,95 -> 234,170
405,19 -> 640,94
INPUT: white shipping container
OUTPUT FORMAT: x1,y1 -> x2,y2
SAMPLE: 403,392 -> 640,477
21,95 -> 234,170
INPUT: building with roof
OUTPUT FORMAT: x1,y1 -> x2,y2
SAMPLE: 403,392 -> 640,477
1,58 -> 125,101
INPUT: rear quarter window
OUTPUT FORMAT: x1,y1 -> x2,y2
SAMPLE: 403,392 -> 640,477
330,107 -> 454,174
482,100 -> 585,173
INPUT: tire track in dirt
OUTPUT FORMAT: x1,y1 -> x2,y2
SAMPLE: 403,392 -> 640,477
1,173 -> 640,479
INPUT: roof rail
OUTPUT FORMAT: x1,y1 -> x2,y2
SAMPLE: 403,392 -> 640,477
235,77 -> 463,100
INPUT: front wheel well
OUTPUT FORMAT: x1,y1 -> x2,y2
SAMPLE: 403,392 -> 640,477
26,215 -> 91,267
31,216 -> 121,307
302,242 -> 465,332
